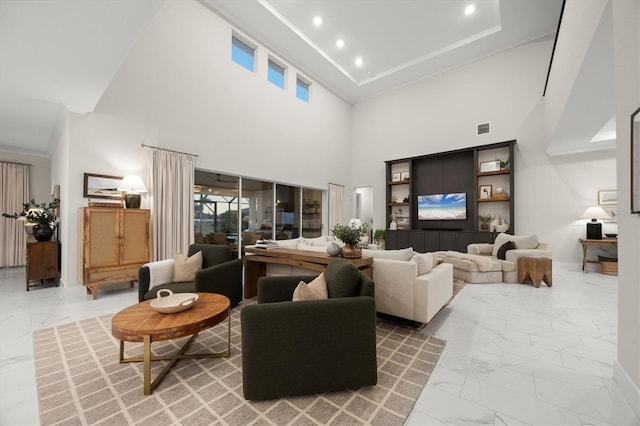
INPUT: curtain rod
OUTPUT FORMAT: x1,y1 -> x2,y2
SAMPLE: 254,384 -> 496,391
141,143 -> 198,157
0,160 -> 31,167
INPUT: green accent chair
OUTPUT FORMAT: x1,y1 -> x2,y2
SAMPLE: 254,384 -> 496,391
138,244 -> 243,307
241,258 -> 377,400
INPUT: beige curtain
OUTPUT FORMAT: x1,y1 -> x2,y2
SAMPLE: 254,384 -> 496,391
1,162 -> 29,266
146,148 -> 195,261
328,183 -> 345,230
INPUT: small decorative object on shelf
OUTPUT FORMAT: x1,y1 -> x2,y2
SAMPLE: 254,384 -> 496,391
331,223 -> 366,259
497,158 -> 509,170
3,198 -> 60,242
479,214 -> 492,230
401,171 -> 410,181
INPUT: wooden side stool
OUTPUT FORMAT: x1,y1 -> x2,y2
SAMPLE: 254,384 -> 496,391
517,257 -> 552,288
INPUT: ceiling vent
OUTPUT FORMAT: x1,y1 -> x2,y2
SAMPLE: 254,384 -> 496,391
477,122 -> 490,135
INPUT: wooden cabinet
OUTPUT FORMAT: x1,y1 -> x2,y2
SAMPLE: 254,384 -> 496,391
78,207 -> 150,299
26,241 -> 59,291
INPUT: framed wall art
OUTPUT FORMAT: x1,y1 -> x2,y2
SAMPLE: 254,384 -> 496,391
632,107 -> 640,213
391,172 -> 401,182
83,173 -> 123,199
597,190 -> 617,206
479,184 -> 492,199
479,160 -> 500,173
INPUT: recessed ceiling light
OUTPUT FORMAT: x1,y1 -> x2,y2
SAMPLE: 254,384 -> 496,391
464,4 -> 476,15
355,57 -> 363,67
313,16 -> 322,26
336,39 -> 345,49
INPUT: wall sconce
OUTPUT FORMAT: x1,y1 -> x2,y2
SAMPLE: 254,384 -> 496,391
117,175 -> 147,209
580,206 -> 610,240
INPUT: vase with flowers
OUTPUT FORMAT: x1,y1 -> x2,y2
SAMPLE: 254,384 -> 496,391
3,198 -> 60,242
331,223 -> 367,259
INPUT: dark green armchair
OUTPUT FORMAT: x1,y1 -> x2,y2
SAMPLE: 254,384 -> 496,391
241,258 -> 377,400
138,244 -> 243,307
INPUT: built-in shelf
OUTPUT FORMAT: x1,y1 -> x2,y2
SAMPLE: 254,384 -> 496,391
478,197 -> 511,202
388,202 -> 409,206
388,180 -> 410,185
477,170 -> 510,177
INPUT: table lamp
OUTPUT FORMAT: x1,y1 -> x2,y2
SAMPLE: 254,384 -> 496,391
348,218 -> 362,228
117,175 -> 147,208
580,206 -> 610,240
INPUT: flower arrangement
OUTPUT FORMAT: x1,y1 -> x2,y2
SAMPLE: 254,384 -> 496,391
331,223 -> 367,247
3,199 -> 60,226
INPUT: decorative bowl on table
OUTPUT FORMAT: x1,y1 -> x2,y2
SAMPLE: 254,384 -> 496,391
150,289 -> 199,314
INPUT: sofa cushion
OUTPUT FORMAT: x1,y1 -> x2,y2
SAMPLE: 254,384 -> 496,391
325,259 -> 360,298
362,247 -> 413,261
492,233 -> 538,256
276,238 -> 302,249
174,251 -> 202,282
410,252 -> 434,275
145,258 -> 175,289
496,241 -> 516,260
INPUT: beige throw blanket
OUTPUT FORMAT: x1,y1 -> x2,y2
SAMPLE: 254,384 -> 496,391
441,251 -> 495,272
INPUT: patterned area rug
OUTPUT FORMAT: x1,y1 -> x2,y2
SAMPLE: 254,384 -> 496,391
34,301 -> 446,426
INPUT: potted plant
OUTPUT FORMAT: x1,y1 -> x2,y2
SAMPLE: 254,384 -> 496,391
479,213 -> 492,231
331,223 -> 366,258
373,229 -> 385,249
3,198 -> 60,242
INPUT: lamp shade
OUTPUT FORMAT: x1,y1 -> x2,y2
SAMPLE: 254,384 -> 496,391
580,206 -> 610,221
117,175 -> 147,193
349,218 -> 362,228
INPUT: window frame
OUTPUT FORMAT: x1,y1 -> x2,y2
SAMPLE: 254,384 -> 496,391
231,33 -> 256,72
267,56 -> 287,90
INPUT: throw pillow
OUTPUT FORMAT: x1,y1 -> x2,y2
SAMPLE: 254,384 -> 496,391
410,252 -> 434,275
307,272 -> 328,298
292,281 -> 325,301
174,251 -> 202,282
325,258 -> 360,298
496,241 -> 516,260
145,258 -> 175,289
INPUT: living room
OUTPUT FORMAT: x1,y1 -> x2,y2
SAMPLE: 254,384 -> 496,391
1,0 -> 638,424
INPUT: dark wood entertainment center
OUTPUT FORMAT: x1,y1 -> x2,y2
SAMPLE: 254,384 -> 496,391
385,140 -> 516,251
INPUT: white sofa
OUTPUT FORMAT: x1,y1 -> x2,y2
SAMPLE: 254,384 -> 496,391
438,233 -> 551,283
262,237 -> 454,324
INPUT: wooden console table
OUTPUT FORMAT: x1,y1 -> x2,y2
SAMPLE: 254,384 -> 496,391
579,238 -> 618,273
243,247 -> 373,298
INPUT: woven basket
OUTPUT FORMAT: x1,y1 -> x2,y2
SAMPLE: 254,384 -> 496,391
599,256 -> 618,276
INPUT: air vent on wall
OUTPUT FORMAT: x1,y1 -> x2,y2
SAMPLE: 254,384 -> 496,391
477,122 -> 490,135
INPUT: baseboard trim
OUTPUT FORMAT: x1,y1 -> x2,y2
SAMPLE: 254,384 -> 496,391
613,360 -> 640,419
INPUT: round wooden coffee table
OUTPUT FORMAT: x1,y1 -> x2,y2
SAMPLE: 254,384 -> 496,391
112,292 -> 230,395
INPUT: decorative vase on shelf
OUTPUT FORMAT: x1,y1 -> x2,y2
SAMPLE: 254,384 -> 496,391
497,219 -> 509,233
490,216 -> 500,232
389,222 -> 397,230
326,243 -> 341,257
341,245 -> 362,259
32,224 -> 54,242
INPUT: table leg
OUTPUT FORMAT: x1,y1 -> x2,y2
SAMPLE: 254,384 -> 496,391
582,243 -> 588,273
143,335 -> 151,395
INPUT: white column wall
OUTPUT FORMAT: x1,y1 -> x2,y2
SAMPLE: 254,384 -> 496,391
613,0 -> 640,413
61,0 -> 352,286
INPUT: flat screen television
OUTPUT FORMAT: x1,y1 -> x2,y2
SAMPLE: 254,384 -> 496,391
417,193 -> 467,220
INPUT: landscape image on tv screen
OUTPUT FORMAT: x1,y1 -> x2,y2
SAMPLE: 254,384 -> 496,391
418,193 -> 467,220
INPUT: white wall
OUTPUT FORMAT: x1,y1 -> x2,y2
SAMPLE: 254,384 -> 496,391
613,0 -> 640,410
60,0 -> 352,286
351,38 -> 616,263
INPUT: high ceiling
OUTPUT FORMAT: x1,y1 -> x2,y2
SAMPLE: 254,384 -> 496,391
0,0 -> 564,155
203,0 -> 564,103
